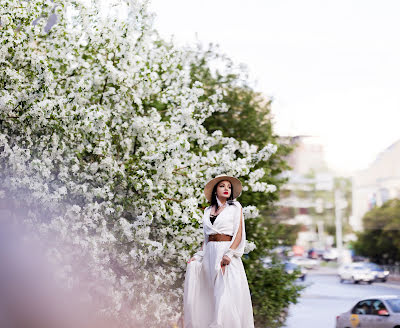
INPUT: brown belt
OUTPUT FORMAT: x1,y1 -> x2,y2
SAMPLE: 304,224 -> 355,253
208,234 -> 233,242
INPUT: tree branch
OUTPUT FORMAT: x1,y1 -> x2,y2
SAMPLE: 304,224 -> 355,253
173,166 -> 189,172
164,197 -> 182,203
172,171 -> 187,177
100,52 -> 116,105
99,75 -> 108,105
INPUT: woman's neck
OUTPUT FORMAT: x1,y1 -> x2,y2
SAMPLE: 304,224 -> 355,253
216,196 -> 227,207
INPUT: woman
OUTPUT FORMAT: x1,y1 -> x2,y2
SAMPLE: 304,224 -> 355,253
184,175 -> 254,328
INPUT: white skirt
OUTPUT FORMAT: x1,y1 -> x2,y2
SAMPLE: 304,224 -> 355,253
184,241 -> 254,328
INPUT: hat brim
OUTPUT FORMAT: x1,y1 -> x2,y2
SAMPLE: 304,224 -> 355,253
204,175 -> 242,202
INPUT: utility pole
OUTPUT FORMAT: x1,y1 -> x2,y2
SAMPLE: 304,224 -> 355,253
335,189 -> 347,264
317,220 -> 324,248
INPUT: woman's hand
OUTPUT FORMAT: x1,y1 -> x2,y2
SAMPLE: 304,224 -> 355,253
220,255 -> 231,274
187,257 -> 196,264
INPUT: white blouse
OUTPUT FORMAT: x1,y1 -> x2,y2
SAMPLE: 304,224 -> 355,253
196,200 -> 246,260
203,203 -> 237,236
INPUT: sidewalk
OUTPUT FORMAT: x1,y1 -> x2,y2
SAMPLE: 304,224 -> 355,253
388,275 -> 400,284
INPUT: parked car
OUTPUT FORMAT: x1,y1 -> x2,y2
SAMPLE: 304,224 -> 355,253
284,262 -> 306,281
323,248 -> 338,261
307,248 -> 324,259
261,256 -> 272,268
336,295 -> 400,328
271,246 -> 293,258
363,263 -> 390,282
338,263 -> 376,284
352,254 -> 368,262
292,245 -> 305,257
290,256 -> 319,269
262,258 -> 307,281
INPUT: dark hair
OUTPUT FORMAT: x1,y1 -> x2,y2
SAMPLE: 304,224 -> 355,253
210,180 -> 235,210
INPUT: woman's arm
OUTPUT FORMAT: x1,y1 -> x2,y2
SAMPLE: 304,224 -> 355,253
229,208 -> 243,250
188,240 -> 205,263
220,207 -> 244,271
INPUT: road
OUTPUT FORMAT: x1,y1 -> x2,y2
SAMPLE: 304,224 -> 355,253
284,269 -> 400,328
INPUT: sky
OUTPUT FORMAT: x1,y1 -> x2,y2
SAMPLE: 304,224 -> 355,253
148,0 -> 400,174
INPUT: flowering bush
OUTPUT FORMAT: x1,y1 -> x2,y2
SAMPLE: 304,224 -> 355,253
0,0 -> 277,325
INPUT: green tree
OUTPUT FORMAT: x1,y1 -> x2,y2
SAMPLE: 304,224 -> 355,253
190,46 -> 302,328
274,223 -> 304,246
353,199 -> 400,264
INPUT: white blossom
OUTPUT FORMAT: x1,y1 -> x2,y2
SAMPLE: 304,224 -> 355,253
0,0 -> 277,326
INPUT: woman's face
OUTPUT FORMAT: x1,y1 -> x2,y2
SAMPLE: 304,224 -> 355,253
216,180 -> 231,200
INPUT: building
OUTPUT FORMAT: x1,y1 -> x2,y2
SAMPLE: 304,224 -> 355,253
352,140 -> 400,231
286,136 -> 329,175
277,136 -> 335,248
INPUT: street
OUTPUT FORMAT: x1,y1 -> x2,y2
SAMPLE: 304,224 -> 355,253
284,269 -> 400,328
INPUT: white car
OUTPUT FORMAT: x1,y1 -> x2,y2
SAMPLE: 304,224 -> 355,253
363,263 -> 390,282
290,256 -> 319,269
336,295 -> 400,328
338,263 -> 376,284
284,262 -> 307,281
323,248 -> 338,261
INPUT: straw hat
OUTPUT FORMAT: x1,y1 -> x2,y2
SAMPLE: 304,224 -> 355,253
204,175 -> 242,202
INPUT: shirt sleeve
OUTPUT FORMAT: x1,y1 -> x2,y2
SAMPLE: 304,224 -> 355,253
224,201 -> 246,259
